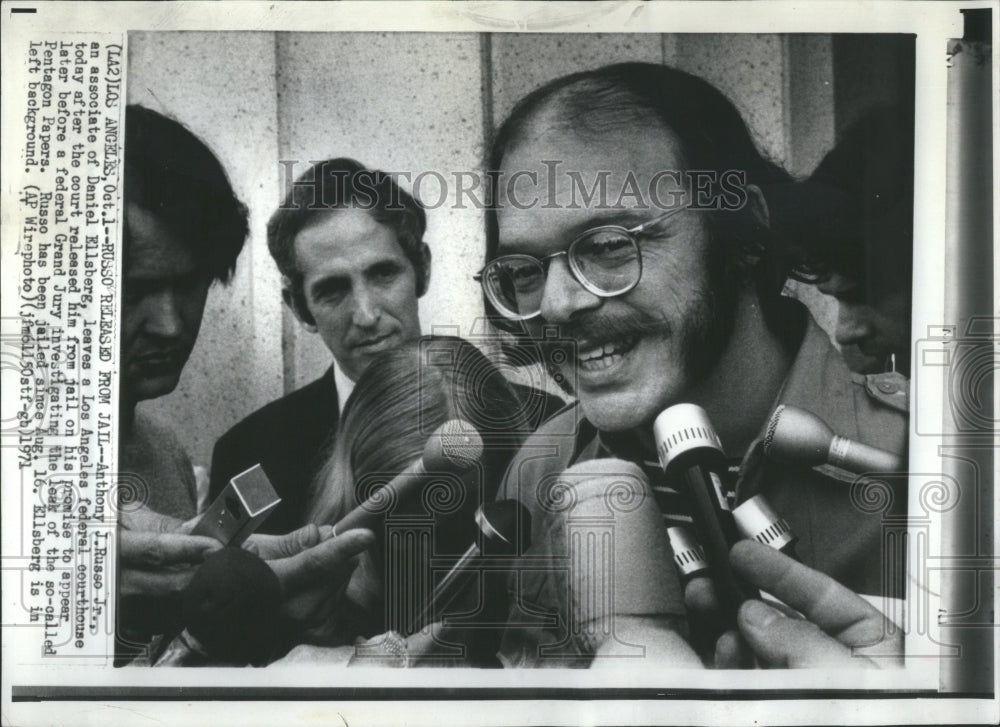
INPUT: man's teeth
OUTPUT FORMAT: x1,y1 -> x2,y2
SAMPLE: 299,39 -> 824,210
577,337 -> 636,369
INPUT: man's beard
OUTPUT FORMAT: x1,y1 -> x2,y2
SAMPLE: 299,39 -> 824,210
549,239 -> 740,394
680,240 -> 740,385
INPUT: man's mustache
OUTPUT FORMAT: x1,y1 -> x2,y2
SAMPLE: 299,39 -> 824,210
551,308 -> 672,346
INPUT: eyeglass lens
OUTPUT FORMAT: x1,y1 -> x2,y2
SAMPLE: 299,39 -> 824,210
486,228 -> 640,318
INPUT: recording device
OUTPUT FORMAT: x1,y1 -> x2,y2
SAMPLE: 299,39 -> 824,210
332,419 -> 484,536
406,499 -> 530,636
654,404 -> 759,630
763,404 -> 903,474
175,547 -> 283,666
732,494 -> 799,559
191,464 -> 281,546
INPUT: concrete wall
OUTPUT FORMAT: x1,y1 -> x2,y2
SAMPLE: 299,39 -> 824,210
128,31 -> 842,469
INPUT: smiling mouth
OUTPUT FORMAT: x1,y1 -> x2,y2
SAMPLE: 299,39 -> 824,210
576,335 -> 640,373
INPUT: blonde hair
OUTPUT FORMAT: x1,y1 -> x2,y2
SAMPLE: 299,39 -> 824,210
306,336 -> 530,636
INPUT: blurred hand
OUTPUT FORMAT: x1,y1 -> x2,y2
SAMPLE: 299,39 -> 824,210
258,525 -> 375,640
347,622 -> 479,668
118,509 -> 221,600
685,540 -> 902,669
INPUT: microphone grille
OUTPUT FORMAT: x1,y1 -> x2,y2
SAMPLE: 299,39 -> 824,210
653,403 -> 723,470
435,419 -> 484,470
763,405 -> 785,454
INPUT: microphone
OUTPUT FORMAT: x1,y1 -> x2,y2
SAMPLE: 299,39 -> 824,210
333,419 -> 484,536
653,404 -> 759,630
667,526 -> 709,583
732,494 -> 799,559
763,405 -> 903,474
405,499 -> 530,636
177,547 -> 283,666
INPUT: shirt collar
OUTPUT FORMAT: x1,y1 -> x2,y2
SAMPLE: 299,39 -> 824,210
332,361 -> 356,417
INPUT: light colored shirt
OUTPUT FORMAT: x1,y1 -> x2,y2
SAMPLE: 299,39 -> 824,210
333,362 -> 356,417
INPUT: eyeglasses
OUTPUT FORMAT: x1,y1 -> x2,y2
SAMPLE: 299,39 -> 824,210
475,205 -> 688,321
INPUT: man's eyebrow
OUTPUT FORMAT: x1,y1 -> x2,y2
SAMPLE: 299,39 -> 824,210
309,273 -> 350,296
364,258 -> 406,273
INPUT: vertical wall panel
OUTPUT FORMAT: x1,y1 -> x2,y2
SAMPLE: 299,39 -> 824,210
785,34 -> 836,178
275,32 -> 487,390
128,32 -> 283,469
489,33 -> 665,131
673,34 -> 790,170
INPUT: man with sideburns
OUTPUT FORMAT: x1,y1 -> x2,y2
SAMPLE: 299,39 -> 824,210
478,63 -> 908,668
118,113 -> 373,664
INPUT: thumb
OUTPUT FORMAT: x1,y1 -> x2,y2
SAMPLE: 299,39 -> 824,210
738,599 -> 869,669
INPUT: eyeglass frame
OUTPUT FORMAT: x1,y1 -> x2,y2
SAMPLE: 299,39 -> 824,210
475,203 -> 690,321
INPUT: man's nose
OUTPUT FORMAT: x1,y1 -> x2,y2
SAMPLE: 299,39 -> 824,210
835,303 -> 875,346
539,256 -> 602,323
145,290 -> 184,338
351,285 -> 382,328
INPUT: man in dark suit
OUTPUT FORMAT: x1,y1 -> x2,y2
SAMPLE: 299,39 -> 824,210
209,159 -> 431,533
210,159 -> 563,535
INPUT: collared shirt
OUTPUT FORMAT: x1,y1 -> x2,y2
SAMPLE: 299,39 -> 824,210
332,361 -> 356,417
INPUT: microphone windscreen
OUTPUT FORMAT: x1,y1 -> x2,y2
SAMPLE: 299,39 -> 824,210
763,404 -> 832,466
181,547 -> 283,666
543,459 -> 684,623
422,419 -> 483,472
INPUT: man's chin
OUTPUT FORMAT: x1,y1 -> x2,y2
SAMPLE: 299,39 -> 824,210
577,389 -> 662,433
126,373 -> 182,403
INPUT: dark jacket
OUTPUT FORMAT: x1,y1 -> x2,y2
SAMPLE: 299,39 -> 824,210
209,369 -> 339,535
209,368 -> 567,536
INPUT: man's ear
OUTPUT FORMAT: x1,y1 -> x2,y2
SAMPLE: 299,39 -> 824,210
746,184 -> 771,228
415,242 -> 432,298
281,277 -> 317,331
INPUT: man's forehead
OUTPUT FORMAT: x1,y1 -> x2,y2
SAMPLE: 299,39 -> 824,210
495,121 -> 687,248
294,208 -> 410,277
501,121 -> 683,193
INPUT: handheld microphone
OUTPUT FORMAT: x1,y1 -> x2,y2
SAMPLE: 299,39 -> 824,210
667,526 -> 709,583
732,494 -> 799,559
178,547 -> 283,666
333,419 -> 484,536
763,405 -> 903,474
406,499 -> 530,636
654,404 -> 759,630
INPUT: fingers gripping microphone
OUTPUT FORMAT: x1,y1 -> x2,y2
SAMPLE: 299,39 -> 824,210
654,404 -> 759,629
405,499 -> 530,636
763,405 -> 903,474
333,420 -> 484,536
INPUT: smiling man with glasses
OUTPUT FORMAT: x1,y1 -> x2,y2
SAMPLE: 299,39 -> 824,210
478,63 -> 909,670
